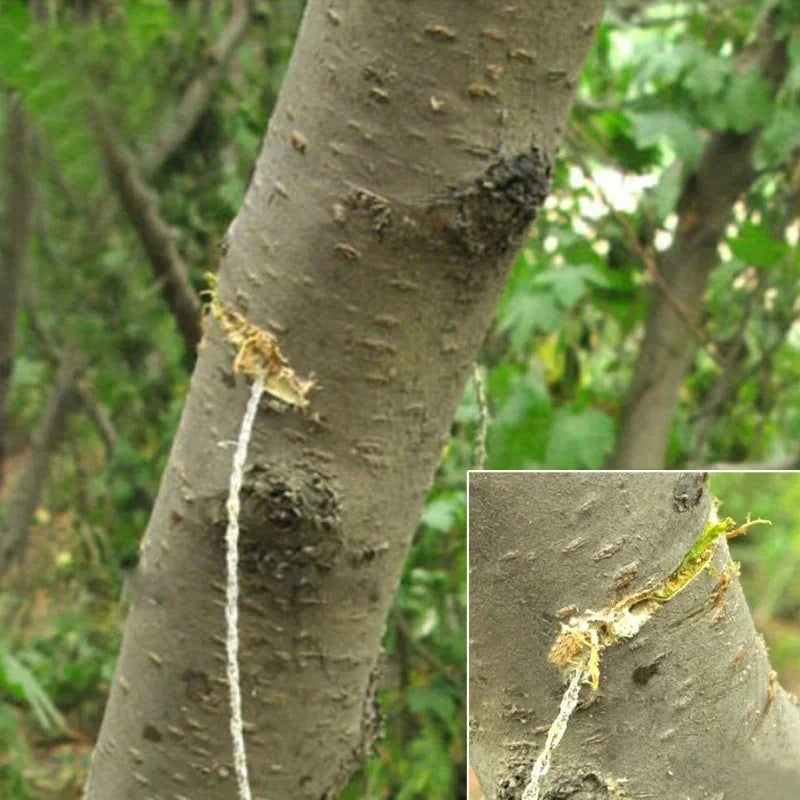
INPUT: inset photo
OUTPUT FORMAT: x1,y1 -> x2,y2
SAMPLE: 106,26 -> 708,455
468,471 -> 800,800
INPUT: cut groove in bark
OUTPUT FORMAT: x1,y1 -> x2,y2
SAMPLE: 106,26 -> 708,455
83,2 -> 604,798
610,20 -> 790,469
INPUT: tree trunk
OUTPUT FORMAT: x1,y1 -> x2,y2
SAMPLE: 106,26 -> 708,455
83,2 -> 603,798
469,471 -> 800,800
0,94 -> 33,488
609,20 -> 788,469
0,356 -> 84,577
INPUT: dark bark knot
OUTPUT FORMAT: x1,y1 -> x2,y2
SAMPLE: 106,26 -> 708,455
497,759 -> 533,800
141,723 -> 162,742
673,471 -> 707,512
544,771 -> 620,799
208,463 -> 342,603
448,148 -> 552,263
498,763 -> 623,800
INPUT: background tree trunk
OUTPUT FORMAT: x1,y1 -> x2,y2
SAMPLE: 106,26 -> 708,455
609,19 -> 788,469
0,356 -> 84,577
0,94 -> 33,488
469,471 -> 800,800
83,2 -> 604,798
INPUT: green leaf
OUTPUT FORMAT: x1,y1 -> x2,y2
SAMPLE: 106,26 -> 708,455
725,71 -> 773,134
411,607 -> 439,639
533,265 -> 609,309
545,409 -> 615,468
641,162 -> 683,223
727,222 -> 789,269
407,686 -> 456,725
758,107 -> 800,167
684,52 -> 730,99
498,293 -> 562,353
421,497 -> 462,533
487,368 -> 552,469
628,111 -> 701,161
0,646 -> 67,733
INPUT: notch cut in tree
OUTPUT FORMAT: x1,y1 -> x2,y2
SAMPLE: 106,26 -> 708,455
469,472 -> 800,800
520,514 -> 770,800
549,515 -> 769,690
204,272 -> 315,407
83,2 -> 604,798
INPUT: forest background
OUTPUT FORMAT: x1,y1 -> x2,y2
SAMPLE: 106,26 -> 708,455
0,1 -> 799,798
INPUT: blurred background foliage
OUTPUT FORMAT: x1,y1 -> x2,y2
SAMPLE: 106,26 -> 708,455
0,0 -> 798,798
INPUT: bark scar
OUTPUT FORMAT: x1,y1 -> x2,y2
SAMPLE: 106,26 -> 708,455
445,148 -> 551,263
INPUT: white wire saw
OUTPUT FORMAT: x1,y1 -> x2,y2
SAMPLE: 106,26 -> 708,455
224,373 -> 265,800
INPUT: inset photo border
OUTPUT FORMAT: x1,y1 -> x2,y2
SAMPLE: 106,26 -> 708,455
467,471 -> 800,800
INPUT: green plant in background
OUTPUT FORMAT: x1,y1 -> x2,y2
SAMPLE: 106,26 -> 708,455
0,642 -> 68,734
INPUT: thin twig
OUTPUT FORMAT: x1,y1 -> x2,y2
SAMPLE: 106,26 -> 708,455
0,94 -> 34,489
24,279 -> 117,455
0,355 -> 85,579
93,109 -> 203,354
140,0 -> 253,177
568,147 -> 715,356
391,607 -> 464,690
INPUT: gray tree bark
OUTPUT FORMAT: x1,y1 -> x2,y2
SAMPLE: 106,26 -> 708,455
83,2 -> 603,798
469,471 -> 800,800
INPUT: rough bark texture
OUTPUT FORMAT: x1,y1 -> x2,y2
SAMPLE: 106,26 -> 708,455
0,357 -> 83,577
84,2 -> 603,799
469,472 -> 800,800
610,27 -> 789,469
0,94 -> 33,488
94,113 -> 203,355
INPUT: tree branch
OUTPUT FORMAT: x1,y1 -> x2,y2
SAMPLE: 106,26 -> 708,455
93,111 -> 203,355
24,283 -> 117,455
0,94 -> 34,488
610,16 -> 790,468
140,0 -> 253,178
0,355 -> 84,579
704,454 -> 800,470
391,606 -> 464,689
